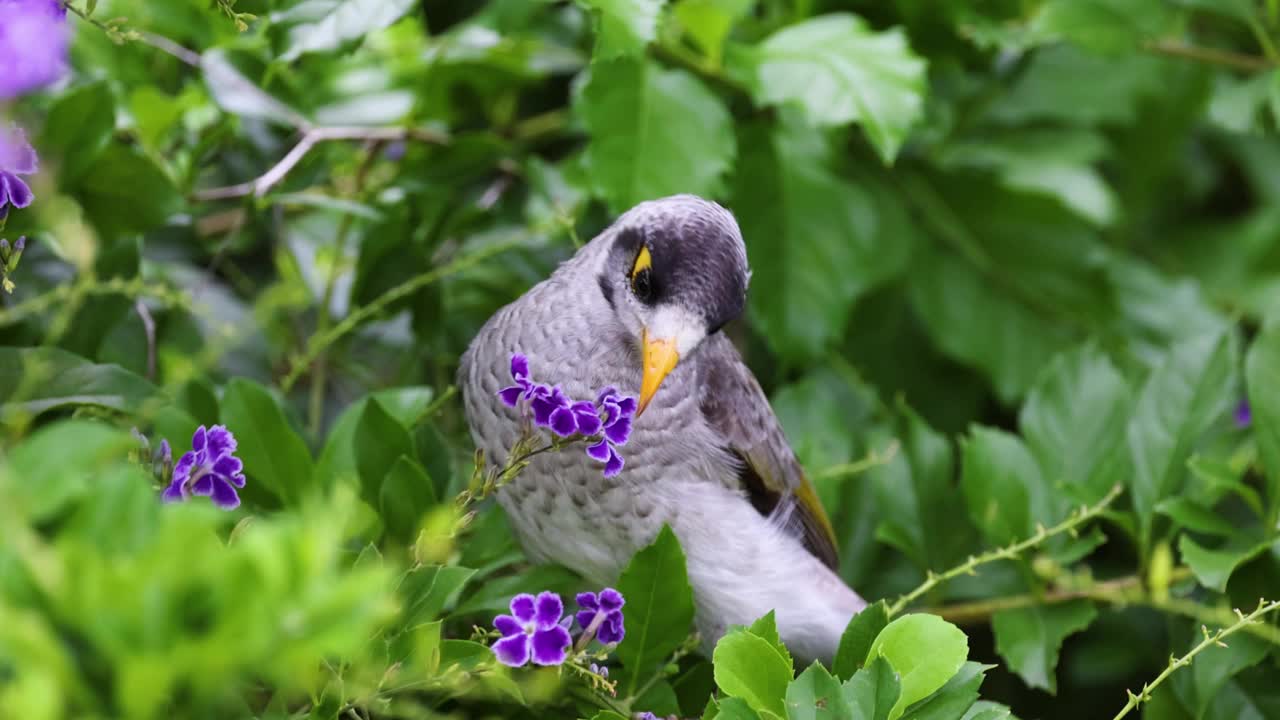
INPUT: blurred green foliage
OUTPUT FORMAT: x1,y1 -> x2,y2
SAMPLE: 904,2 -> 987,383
2,0 -> 1280,718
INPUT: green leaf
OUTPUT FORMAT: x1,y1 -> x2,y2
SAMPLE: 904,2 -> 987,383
41,81 -> 116,182
843,656 -> 900,720
869,405 -> 972,571
379,456 -> 437,543
712,627 -> 792,718
280,0 -> 418,60
1178,535 -> 1275,592
616,526 -> 697,696
579,58 -> 735,214
713,697 -> 763,720
1127,329 -> 1235,548
400,565 -> 477,628
730,13 -> 926,163
1029,0 -> 1174,55
787,662 -> 852,720
0,347 -> 162,420
5,420 -> 133,521
1245,319 -> 1280,527
578,0 -> 667,58
220,378 -> 315,508
734,113 -> 902,363
315,387 -> 435,489
1155,497 -> 1237,536
76,144 -> 181,236
201,49 -> 308,127
675,0 -> 753,62
833,601 -> 889,681
991,601 -> 1097,693
960,427 -> 1035,546
354,398 -> 416,508
747,611 -> 792,667
866,614 -> 969,720
899,662 -> 988,720
1020,345 -> 1132,506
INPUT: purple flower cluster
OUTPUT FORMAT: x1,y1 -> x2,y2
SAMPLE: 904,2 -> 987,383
576,588 -> 625,644
161,425 -> 247,510
0,126 -> 37,217
0,0 -> 70,100
491,586 -> 627,667
498,354 -> 637,477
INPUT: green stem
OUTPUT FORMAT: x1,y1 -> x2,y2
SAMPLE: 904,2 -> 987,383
813,441 -> 900,481
1111,599 -> 1280,720
1142,39 -> 1275,72
888,485 -> 1123,617
281,239 -> 523,392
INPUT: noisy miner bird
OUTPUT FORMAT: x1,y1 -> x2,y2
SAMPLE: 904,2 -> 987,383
460,195 -> 865,662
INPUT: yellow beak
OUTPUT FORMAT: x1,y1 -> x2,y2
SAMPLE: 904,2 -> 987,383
638,329 -> 679,416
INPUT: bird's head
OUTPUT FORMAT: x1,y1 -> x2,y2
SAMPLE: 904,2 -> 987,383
597,195 -> 750,415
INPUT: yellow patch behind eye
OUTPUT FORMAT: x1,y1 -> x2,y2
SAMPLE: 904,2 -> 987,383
631,246 -> 652,278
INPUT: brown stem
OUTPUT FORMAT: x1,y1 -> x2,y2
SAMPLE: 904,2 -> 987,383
1144,39 -> 1276,72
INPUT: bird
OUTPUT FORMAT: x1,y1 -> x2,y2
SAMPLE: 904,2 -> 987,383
460,194 -> 866,662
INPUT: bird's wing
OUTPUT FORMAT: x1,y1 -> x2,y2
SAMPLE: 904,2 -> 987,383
698,335 -> 840,569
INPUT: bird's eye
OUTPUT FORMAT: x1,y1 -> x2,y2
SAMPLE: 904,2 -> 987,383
632,268 -> 653,303
630,246 -> 655,303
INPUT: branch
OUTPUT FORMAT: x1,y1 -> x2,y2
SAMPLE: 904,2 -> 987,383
192,126 -> 450,201
888,484 -> 1124,617
1111,599 -> 1280,720
1143,39 -> 1276,72
63,2 -> 201,66
279,239 -> 523,392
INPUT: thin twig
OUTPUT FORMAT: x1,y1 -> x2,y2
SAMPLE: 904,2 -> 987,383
280,239 -> 523,392
888,484 -> 1124,617
1143,39 -> 1276,72
813,441 -> 900,481
1111,599 -> 1280,719
134,299 -> 157,380
308,140 -> 385,438
62,2 -> 201,66
193,126 -> 449,201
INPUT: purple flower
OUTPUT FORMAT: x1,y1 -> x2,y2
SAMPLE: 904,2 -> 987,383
0,126 -> 38,214
636,714 -> 660,720
587,387 -> 636,477
492,591 -> 572,667
161,425 -> 246,510
1235,399 -> 1252,429
496,353 -> 638,477
0,0 -> 69,100
576,587 -> 625,645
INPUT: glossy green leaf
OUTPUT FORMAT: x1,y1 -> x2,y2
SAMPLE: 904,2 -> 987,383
1127,330 -> 1235,547
578,0 -> 666,58
899,662 -> 988,720
866,614 -> 969,720
220,378 -> 314,507
991,601 -> 1097,693
0,347 -> 162,420
833,601 -> 889,681
960,427 -> 1035,546
41,81 -> 116,182
279,0 -> 417,60
735,113 -> 908,363
731,13 -> 926,162
400,565 -> 476,628
1178,535 -> 1275,592
844,656 -> 900,720
379,455 -> 437,543
354,398 -> 416,507
787,662 -> 852,720
616,526 -> 697,696
1020,345 -> 1132,506
579,57 -> 735,213
201,49 -> 308,127
76,144 -> 181,236
712,627 -> 792,717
